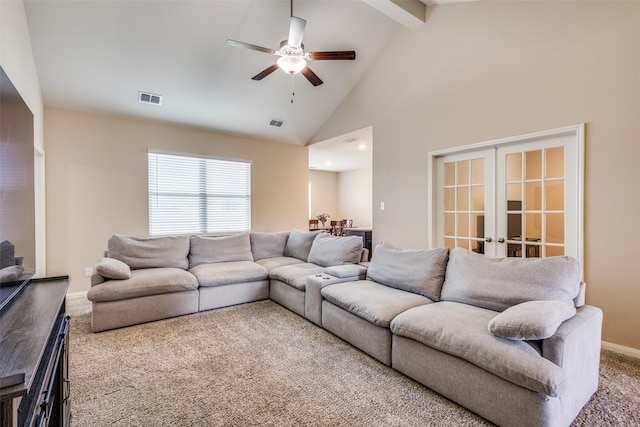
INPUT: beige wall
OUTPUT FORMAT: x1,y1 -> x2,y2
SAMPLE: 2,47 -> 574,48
338,167 -> 372,228
313,2 -> 640,351
309,170 -> 338,221
44,107 -> 309,293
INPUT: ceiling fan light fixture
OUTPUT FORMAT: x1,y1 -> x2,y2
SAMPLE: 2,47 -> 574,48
277,55 -> 306,75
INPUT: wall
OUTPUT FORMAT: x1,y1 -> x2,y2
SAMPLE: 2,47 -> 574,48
309,170 -> 338,221
338,167 -> 372,228
1,0 -> 46,276
44,107 -> 309,293
313,2 -> 640,351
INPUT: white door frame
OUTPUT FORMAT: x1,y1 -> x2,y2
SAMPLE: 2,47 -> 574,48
428,124 -> 585,264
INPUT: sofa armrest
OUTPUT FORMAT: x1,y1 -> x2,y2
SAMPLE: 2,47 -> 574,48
305,271 -> 364,326
542,305 -> 602,367
542,304 -> 602,413
323,264 -> 368,279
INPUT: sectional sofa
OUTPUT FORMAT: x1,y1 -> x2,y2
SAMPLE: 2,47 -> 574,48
87,230 -> 366,332
87,231 -> 602,427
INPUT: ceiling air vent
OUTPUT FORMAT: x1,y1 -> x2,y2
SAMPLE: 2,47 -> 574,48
269,119 -> 284,128
138,91 -> 162,106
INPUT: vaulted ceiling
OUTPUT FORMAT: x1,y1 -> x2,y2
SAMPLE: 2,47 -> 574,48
24,0 -> 441,147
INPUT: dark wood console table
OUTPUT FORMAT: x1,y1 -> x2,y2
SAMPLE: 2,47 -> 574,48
0,277 -> 70,427
344,228 -> 373,260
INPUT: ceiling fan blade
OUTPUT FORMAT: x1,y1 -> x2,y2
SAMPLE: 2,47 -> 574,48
288,16 -> 306,48
226,39 -> 276,55
251,64 -> 280,81
308,51 -> 356,61
301,66 -> 323,87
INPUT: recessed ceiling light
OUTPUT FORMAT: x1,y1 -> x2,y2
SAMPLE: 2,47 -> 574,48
358,143 -> 367,150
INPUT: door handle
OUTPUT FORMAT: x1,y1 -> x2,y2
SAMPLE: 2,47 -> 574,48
497,237 -> 505,243
484,237 -> 492,242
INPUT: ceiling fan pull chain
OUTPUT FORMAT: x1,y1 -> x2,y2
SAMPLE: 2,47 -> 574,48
291,74 -> 295,104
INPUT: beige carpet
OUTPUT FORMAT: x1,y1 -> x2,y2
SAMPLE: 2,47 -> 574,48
67,296 -> 640,426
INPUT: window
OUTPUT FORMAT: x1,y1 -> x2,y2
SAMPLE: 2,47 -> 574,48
148,151 -> 251,236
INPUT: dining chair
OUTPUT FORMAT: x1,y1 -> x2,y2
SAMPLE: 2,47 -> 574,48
330,220 -> 344,236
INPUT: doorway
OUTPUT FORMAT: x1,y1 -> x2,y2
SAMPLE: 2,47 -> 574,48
308,126 -> 373,229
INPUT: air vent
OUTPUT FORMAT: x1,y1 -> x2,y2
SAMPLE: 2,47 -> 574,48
269,119 -> 284,128
138,91 -> 162,106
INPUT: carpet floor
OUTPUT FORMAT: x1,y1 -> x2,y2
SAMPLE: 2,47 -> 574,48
67,296 -> 640,426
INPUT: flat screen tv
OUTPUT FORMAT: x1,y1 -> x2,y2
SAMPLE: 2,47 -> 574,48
0,66 -> 36,310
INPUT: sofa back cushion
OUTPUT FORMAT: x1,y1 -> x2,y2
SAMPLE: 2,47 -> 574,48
250,231 -> 290,261
366,242 -> 449,301
107,235 -> 190,270
440,247 -> 582,311
189,234 -> 253,268
307,234 -> 363,267
285,230 -> 324,262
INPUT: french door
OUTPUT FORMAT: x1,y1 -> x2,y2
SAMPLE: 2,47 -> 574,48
431,125 -> 584,261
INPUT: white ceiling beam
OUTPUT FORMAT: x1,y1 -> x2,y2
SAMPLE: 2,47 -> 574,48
363,0 -> 426,30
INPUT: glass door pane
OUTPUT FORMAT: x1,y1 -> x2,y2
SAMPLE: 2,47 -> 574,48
497,140 -> 570,258
436,150 -> 493,255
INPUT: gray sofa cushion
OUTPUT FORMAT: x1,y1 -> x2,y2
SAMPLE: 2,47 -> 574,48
87,267 -> 199,302
108,235 -> 190,270
440,248 -> 582,312
390,301 -> 567,397
0,265 -> 23,282
250,232 -> 289,261
366,243 -> 449,301
254,256 -> 304,273
189,234 -> 253,267
189,261 -> 268,287
307,234 -> 363,267
285,230 -> 324,262
321,280 -> 432,328
488,300 -> 577,340
269,263 -> 325,291
95,257 -> 131,280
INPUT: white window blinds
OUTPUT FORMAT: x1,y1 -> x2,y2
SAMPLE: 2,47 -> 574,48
148,151 -> 251,236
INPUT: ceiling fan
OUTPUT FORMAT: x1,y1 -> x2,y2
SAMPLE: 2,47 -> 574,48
226,1 -> 356,87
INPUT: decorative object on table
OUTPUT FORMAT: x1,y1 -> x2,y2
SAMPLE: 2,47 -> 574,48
316,213 -> 330,227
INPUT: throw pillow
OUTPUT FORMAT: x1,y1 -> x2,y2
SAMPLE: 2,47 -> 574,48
366,242 -> 449,301
95,257 -> 132,280
285,230 -> 325,262
250,231 -> 289,261
189,234 -> 253,267
488,300 -> 577,340
307,234 -> 363,267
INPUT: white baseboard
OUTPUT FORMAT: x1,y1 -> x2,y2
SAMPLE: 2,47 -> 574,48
602,341 -> 640,359
66,291 -> 88,300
